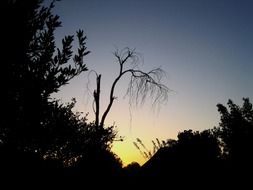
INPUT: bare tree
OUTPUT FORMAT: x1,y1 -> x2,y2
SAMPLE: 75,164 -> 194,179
91,47 -> 170,128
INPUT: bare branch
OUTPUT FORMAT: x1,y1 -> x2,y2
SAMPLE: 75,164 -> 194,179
94,47 -> 170,128
114,47 -> 140,69
126,67 -> 170,110
100,48 -> 140,127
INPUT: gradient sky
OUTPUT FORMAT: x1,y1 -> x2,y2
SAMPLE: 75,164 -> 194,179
48,0 -> 253,166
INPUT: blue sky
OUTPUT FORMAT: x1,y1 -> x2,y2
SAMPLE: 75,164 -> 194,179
48,0 -> 253,165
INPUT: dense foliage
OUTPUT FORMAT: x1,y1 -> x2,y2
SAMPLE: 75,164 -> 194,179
2,1 -> 121,182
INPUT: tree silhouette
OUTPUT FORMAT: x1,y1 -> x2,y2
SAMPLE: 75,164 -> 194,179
3,1 -> 123,183
215,98 -> 253,165
90,47 -> 170,128
4,0 -> 90,152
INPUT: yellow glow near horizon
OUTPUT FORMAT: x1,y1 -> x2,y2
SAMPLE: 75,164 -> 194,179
56,89 -> 220,167
112,137 -> 146,167
103,98 -> 218,167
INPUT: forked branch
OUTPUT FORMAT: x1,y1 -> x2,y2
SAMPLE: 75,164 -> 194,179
92,48 -> 170,128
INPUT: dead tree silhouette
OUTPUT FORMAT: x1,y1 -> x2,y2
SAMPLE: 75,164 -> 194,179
89,48 -> 170,130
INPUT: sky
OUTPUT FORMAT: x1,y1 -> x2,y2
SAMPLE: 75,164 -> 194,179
48,0 -> 253,166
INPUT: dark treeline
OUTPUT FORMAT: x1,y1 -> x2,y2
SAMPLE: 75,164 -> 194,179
2,0 -> 253,188
126,98 -> 253,187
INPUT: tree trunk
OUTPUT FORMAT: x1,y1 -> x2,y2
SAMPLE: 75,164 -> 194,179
94,74 -> 101,128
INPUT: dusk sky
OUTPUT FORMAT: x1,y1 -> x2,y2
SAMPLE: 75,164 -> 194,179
48,0 -> 253,166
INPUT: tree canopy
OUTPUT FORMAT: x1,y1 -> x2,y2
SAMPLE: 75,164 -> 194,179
215,98 -> 253,163
4,0 -> 89,149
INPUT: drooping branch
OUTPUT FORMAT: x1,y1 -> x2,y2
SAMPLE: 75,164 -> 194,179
93,48 -> 170,128
126,68 -> 169,108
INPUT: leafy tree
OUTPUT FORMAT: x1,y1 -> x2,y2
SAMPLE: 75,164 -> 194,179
215,98 -> 253,163
3,0 -> 89,152
211,98 -> 253,185
2,1 -> 123,181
